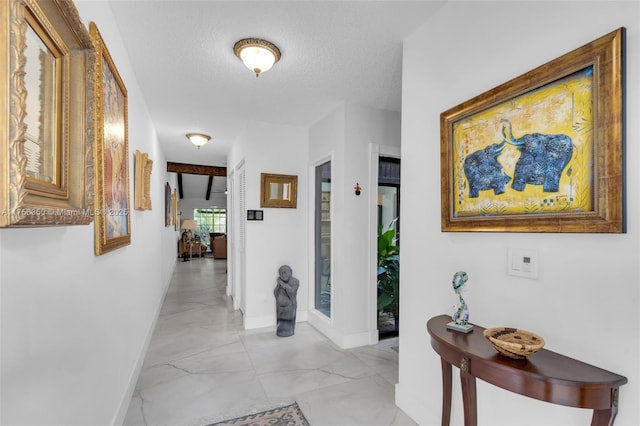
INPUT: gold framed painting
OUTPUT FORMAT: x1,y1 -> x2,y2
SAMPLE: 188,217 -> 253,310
91,22 -> 131,254
441,28 -> 625,233
0,0 -> 95,227
260,173 -> 298,208
134,150 -> 152,210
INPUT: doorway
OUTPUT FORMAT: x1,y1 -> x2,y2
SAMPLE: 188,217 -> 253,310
314,160 -> 332,318
377,157 -> 400,339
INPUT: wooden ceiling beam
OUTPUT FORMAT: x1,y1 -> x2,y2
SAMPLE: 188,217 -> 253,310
177,173 -> 184,199
206,176 -> 213,200
167,162 -> 227,176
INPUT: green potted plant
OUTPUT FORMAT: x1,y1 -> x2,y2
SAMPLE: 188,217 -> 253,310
377,219 -> 399,332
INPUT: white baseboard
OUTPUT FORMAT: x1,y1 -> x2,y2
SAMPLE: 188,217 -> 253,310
307,310 -> 378,349
243,314 -> 275,330
243,310 -> 309,330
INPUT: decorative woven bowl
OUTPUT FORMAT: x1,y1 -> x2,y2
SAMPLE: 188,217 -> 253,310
483,327 -> 545,359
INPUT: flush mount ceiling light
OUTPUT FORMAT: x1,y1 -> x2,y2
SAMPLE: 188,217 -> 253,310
185,133 -> 211,149
233,38 -> 281,77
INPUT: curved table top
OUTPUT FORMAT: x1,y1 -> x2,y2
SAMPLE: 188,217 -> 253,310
427,315 -> 627,409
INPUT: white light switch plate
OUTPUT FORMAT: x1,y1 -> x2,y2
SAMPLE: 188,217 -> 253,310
507,248 -> 539,279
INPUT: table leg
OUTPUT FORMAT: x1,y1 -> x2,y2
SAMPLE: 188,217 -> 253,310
460,358 -> 477,426
440,358 -> 452,426
590,408 -> 618,426
591,387 -> 620,426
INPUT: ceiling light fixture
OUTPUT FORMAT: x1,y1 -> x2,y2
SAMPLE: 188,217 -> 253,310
233,38 -> 281,77
185,133 -> 211,149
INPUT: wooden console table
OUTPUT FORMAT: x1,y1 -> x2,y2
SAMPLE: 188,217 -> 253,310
427,315 -> 627,426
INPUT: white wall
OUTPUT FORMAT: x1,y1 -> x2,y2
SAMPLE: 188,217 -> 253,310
0,1 -> 177,424
308,102 -> 401,348
228,121 -> 309,329
227,103 -> 400,341
397,2 -> 639,426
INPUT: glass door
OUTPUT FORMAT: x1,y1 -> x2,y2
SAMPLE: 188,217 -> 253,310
378,157 -> 400,338
315,161 -> 331,317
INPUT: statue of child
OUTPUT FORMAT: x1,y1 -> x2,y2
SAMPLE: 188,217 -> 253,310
274,265 -> 300,337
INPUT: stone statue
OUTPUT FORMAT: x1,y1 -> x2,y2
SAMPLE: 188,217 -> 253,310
447,271 -> 473,333
274,265 -> 299,337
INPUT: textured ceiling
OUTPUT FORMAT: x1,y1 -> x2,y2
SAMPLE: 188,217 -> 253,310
107,0 -> 444,198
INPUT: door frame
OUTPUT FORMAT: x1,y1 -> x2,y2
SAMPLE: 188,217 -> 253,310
368,143 -> 400,341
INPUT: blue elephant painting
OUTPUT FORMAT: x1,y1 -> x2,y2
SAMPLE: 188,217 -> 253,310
500,119 -> 574,192
463,141 -> 511,198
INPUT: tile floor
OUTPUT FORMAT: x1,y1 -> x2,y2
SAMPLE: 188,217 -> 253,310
123,257 -> 416,426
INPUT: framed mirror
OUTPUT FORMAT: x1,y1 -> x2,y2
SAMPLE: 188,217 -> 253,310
260,173 -> 298,208
1,0 -> 95,227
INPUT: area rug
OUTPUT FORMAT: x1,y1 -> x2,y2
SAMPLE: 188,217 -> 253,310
207,402 -> 310,426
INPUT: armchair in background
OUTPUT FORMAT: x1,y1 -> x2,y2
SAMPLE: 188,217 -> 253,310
212,234 -> 227,259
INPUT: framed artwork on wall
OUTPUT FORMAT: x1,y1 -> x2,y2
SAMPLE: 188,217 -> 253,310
441,28 -> 625,233
164,182 -> 171,227
260,173 -> 298,208
1,0 -> 95,227
91,22 -> 131,254
134,150 -> 153,210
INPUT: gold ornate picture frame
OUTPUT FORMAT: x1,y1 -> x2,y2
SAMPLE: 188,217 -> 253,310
91,22 -> 131,254
172,188 -> 179,231
441,28 -> 624,233
1,0 -> 95,227
260,173 -> 298,208
134,150 -> 152,210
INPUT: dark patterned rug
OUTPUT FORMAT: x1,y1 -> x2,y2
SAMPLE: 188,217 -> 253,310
207,402 -> 310,426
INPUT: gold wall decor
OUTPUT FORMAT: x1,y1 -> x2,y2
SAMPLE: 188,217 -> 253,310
260,173 -> 298,208
134,150 -> 152,210
172,188 -> 179,231
441,28 -> 625,233
0,0 -> 95,227
91,22 -> 131,254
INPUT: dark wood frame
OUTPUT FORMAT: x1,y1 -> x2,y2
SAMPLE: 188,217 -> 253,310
441,28 -> 625,233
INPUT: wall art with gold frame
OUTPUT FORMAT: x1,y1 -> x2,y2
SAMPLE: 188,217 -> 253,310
1,0 -> 95,227
134,150 -> 152,210
91,22 -> 131,254
172,188 -> 179,231
441,28 -> 625,233
260,173 -> 298,208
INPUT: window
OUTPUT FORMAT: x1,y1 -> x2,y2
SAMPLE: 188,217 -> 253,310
193,208 -> 226,245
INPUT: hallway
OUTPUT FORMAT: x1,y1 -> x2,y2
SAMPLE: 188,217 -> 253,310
123,258 -> 416,425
